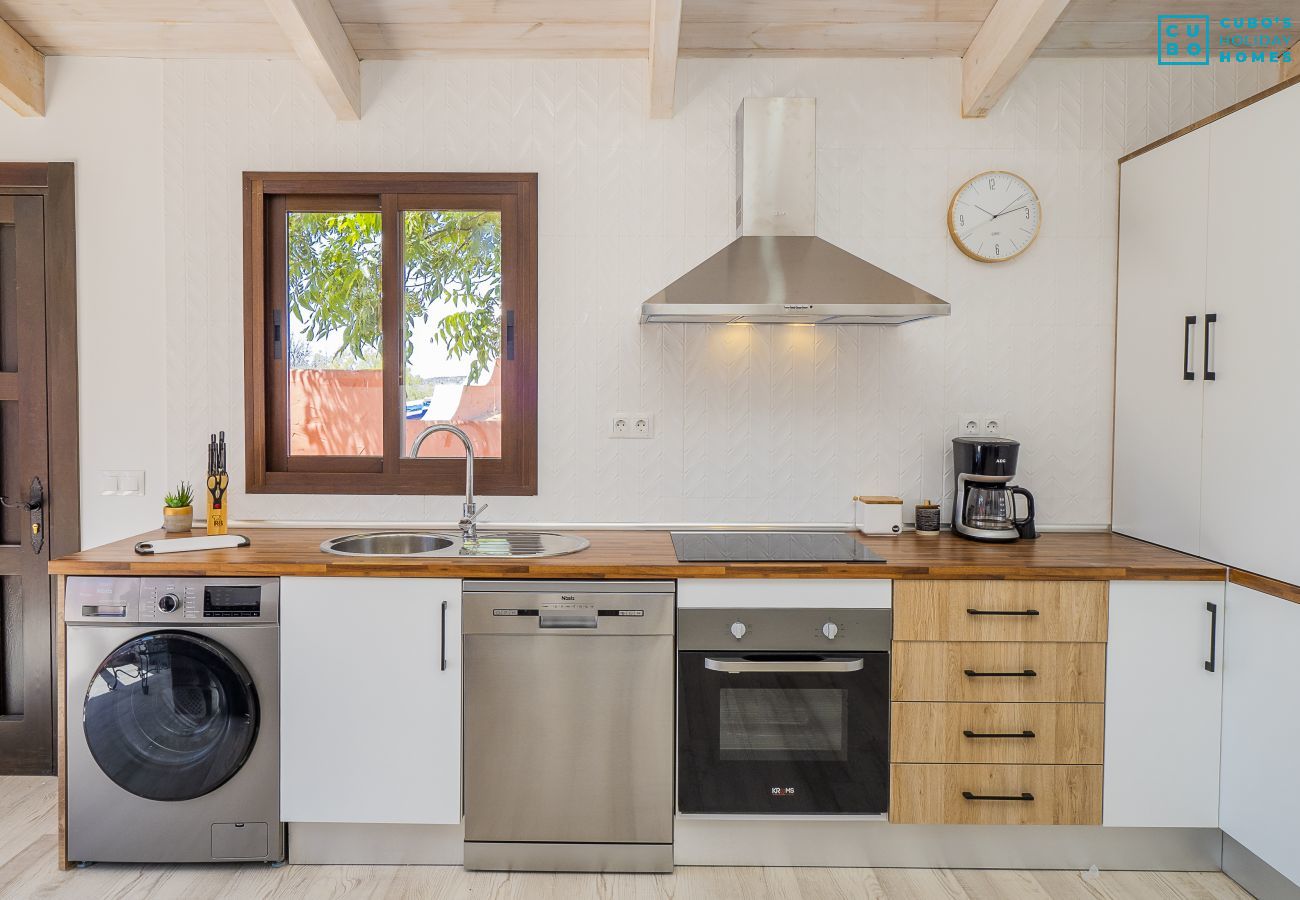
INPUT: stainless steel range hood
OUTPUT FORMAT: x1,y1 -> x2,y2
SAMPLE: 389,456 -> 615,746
640,98 -> 950,325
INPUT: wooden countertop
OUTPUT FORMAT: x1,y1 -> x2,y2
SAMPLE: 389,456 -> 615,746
48,528 -> 1225,581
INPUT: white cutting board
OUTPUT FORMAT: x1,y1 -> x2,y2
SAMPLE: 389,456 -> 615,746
134,534 -> 251,555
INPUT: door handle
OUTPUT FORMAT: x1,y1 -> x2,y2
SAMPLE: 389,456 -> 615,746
705,657 -> 865,674
1,476 -> 44,553
963,730 -> 1036,739
966,608 -> 1039,617
962,791 -> 1034,802
1204,601 -> 1218,673
1183,315 -> 1197,380
440,600 -> 448,672
1204,313 -> 1217,381
963,668 -> 1037,678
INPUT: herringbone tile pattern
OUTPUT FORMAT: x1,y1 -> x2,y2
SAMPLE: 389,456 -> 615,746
160,57 -> 1275,527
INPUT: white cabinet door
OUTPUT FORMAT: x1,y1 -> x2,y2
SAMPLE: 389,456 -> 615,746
1220,582 -> 1300,885
281,577 -> 461,824
1103,581 -> 1223,828
1200,86 -> 1300,585
1112,129 -> 1210,555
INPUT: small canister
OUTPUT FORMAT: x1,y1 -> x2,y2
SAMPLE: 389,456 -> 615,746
914,499 -> 941,535
853,495 -> 903,535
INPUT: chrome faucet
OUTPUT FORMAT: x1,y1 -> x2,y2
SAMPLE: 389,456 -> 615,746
409,424 -> 487,541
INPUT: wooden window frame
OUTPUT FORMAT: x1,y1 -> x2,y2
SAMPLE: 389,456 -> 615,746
243,172 -> 537,495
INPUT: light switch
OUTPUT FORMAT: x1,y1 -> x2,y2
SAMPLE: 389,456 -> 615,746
100,470 -> 145,496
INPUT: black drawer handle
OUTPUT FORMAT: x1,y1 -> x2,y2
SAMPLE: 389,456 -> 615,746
964,668 -> 1037,678
963,791 -> 1034,802
963,729 -> 1035,739
1183,315 -> 1197,381
966,608 -> 1040,617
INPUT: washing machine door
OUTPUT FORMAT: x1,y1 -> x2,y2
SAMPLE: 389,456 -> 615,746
82,631 -> 260,802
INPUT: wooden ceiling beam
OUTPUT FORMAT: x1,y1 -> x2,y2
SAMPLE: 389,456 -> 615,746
961,0 -> 1069,118
264,0 -> 361,120
648,0 -> 683,118
0,15 -> 44,117
1283,38 -> 1300,81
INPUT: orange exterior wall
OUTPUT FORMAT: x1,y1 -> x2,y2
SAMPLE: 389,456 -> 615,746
289,368 -> 501,458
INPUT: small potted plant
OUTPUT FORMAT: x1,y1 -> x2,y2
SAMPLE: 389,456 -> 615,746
162,481 -> 195,534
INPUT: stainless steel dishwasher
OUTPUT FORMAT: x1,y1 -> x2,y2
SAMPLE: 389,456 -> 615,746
462,580 -> 675,873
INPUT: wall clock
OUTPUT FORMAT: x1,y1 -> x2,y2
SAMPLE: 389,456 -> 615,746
948,171 -> 1041,263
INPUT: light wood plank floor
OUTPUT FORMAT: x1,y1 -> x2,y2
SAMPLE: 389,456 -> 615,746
0,777 -> 1253,899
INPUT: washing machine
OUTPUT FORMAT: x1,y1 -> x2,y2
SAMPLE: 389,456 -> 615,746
65,576 -> 284,864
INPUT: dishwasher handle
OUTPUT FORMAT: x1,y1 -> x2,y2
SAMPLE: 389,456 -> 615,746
538,609 -> 598,629
705,656 -> 865,674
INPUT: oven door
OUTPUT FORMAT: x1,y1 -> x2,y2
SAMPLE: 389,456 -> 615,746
678,650 -> 889,815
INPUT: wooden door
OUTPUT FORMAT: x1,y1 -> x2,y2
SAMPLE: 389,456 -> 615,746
1200,86 -> 1300,585
0,193 -> 52,773
1112,129 -> 1210,555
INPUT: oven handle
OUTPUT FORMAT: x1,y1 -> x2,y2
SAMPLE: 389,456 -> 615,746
704,657 -> 865,674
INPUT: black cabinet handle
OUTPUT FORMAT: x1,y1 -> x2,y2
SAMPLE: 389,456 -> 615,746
504,310 -> 516,361
1204,313 -> 1217,381
1183,315 -> 1197,380
964,669 -> 1037,678
1204,601 -> 1218,673
963,729 -> 1035,739
440,600 -> 448,672
966,608 -> 1040,617
962,791 -> 1034,802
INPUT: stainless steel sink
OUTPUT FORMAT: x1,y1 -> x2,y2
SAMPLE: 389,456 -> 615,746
320,530 -> 589,559
322,532 -> 458,556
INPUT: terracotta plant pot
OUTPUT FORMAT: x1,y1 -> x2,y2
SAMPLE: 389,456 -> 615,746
162,505 -> 194,534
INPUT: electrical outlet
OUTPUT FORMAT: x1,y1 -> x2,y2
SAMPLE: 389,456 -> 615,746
958,413 -> 981,436
983,414 -> 1008,437
612,413 -> 653,439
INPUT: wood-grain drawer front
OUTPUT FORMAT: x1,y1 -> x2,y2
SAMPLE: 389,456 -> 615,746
891,702 -> 1104,765
891,642 -> 1106,703
893,581 -> 1107,643
890,764 -> 1102,825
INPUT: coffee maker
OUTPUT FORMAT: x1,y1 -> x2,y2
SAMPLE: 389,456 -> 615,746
952,436 -> 1037,542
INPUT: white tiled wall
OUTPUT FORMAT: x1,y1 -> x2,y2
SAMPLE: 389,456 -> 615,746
155,56 -> 1273,529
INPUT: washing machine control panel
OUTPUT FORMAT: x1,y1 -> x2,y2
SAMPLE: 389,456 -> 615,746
203,585 -> 263,618
65,577 -> 280,624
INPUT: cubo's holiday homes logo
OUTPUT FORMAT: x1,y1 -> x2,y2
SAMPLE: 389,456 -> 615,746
1158,13 -> 1294,65
1158,15 -> 1210,65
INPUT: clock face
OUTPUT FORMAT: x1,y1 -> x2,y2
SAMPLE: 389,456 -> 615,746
948,171 -> 1041,263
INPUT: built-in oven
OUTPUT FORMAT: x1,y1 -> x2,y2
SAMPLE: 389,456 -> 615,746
678,606 -> 891,816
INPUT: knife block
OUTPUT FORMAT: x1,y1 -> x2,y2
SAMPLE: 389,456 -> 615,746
206,485 -> 228,536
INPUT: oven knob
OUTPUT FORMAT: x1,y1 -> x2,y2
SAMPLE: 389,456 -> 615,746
158,593 -> 179,613
821,621 -> 839,640
729,621 -> 747,640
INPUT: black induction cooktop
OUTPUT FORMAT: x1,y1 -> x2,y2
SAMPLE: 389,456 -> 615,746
670,531 -> 886,563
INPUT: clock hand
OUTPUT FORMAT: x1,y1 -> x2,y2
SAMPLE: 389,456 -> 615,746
971,205 -> 998,219
996,205 -> 1029,218
991,192 -> 1029,218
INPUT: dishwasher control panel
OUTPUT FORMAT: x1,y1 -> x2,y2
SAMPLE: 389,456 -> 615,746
462,580 -> 675,635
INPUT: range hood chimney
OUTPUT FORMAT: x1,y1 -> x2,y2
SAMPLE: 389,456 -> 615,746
640,98 -> 951,325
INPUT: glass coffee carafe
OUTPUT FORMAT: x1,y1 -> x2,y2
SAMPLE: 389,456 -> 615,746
963,483 -> 1036,535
